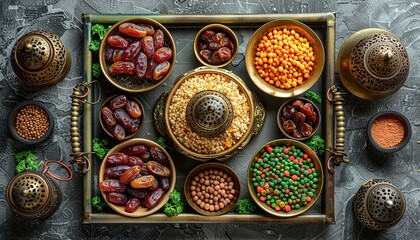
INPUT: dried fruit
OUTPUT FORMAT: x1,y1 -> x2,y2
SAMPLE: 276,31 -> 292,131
100,179 -> 126,193
119,23 -> 147,38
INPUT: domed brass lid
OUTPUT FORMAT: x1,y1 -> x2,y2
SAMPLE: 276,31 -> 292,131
6,171 -> 50,213
338,28 -> 409,100
367,183 -> 405,223
186,90 -> 233,138
11,31 -> 71,86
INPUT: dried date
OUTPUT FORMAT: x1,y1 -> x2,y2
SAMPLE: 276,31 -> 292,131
121,144 -> 147,156
293,112 -> 306,127
120,165 -> 141,185
105,165 -> 131,178
125,100 -> 142,118
283,120 -> 296,134
211,51 -> 223,65
153,47 -> 173,63
149,146 -> 168,166
106,152 -> 129,165
113,124 -> 126,140
119,23 -> 147,38
114,109 -> 132,128
125,197 -> 141,213
300,123 -> 313,137
128,156 -> 144,167
212,32 -> 226,43
109,61 -> 135,75
137,23 -> 155,36
126,186 -> 149,199
146,161 -> 170,177
108,35 -> 129,48
105,46 -> 114,61
122,40 -> 141,62
218,47 -> 232,62
127,117 -> 141,133
159,177 -> 170,191
139,151 -> 151,162
107,192 -> 129,205
100,179 -> 126,193
283,105 -> 296,119
199,49 -> 213,64
134,52 -> 148,78
153,29 -> 164,49
101,107 -> 116,127
112,49 -> 124,62
201,30 -> 215,43
109,95 -> 128,110
142,36 -> 155,59
130,175 -> 156,189
145,60 -> 158,79
209,42 -> 221,51
153,61 -> 170,81
144,188 -> 165,209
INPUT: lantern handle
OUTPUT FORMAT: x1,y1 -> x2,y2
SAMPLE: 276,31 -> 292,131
42,160 -> 73,181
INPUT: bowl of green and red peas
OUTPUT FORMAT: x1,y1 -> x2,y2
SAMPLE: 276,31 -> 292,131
247,139 -> 323,217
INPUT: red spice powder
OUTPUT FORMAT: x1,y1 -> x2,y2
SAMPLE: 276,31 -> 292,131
370,115 -> 405,148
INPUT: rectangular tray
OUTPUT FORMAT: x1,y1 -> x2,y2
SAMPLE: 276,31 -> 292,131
81,13 -> 336,224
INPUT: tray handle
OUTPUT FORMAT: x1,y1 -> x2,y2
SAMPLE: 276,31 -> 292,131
70,81 -> 100,173
327,85 -> 349,174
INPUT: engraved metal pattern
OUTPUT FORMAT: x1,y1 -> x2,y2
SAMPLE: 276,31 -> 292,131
186,90 -> 233,138
6,171 -> 62,219
251,91 -> 265,136
11,31 -> 70,86
353,179 -> 406,230
349,33 -> 409,92
153,91 -> 169,136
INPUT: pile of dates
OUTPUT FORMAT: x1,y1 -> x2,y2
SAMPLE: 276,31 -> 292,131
106,22 -> 173,81
198,29 -> 235,65
280,99 -> 318,139
101,95 -> 142,140
99,144 -> 172,213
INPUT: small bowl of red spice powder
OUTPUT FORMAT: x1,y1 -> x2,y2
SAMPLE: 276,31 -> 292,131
8,100 -> 54,144
367,111 -> 411,153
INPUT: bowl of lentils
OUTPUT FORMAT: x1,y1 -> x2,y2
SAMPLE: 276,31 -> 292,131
247,139 -> 324,217
8,100 -> 54,144
184,162 -> 240,216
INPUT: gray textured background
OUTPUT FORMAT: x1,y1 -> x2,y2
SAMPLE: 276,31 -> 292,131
1,0 -> 419,239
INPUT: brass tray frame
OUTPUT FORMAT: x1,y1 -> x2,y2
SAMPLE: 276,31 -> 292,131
81,13 -> 336,224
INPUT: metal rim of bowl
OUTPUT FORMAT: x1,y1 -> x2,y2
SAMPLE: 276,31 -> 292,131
246,139 -> 324,217
367,110 -> 412,153
245,19 -> 325,98
164,66 -> 256,160
193,23 -> 239,68
184,162 -> 241,216
277,97 -> 321,141
99,17 -> 177,93
8,100 -> 54,145
99,94 -> 145,140
98,138 -> 176,217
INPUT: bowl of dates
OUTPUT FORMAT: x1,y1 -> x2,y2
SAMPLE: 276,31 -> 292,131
277,98 -> 320,141
99,17 -> 176,92
247,139 -> 324,217
245,19 -> 325,98
194,24 -> 238,68
99,138 -> 176,217
99,94 -> 144,140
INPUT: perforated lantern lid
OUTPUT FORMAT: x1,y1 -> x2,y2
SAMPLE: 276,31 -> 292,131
6,171 -> 62,219
11,31 -> 71,86
338,28 -> 409,100
186,90 -> 234,138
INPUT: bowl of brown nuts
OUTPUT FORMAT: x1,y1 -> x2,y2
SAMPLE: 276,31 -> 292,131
99,94 -> 144,141
99,17 -> 176,92
184,162 -> 240,216
8,100 -> 54,144
194,24 -> 238,68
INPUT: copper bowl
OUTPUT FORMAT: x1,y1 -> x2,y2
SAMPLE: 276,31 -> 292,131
8,100 -> 54,145
247,139 -> 324,217
184,162 -> 240,216
277,98 -> 321,141
99,95 -> 144,140
193,24 -> 238,68
99,17 -> 176,92
367,111 -> 411,153
245,19 -> 325,98
99,138 -> 176,217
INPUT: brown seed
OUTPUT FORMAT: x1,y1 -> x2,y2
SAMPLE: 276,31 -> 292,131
209,205 -> 215,212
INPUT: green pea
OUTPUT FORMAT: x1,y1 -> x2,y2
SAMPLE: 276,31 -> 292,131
295,204 -> 301,209
256,176 -> 261,181
253,182 -> 259,187
313,173 -> 318,177
308,192 -> 314,197
313,178 -> 318,183
309,163 -> 314,168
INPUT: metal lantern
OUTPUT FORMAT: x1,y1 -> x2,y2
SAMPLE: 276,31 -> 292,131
338,29 -> 409,100
11,31 -> 71,86
353,179 -> 406,230
6,171 -> 62,219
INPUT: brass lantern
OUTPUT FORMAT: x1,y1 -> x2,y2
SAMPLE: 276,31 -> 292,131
338,29 -> 409,100
11,31 -> 71,86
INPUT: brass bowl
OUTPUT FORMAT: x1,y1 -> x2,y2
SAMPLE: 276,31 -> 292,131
99,95 -> 144,140
277,98 -> 321,141
99,17 -> 176,92
8,100 -> 54,145
184,162 -> 240,216
247,139 -> 324,217
245,19 -> 325,98
154,66 -> 265,162
367,111 -> 411,153
99,138 -> 176,217
193,24 -> 238,68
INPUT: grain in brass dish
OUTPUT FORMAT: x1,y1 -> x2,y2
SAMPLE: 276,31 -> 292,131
99,17 -> 176,92
99,94 -> 144,140
277,98 -> 320,141
184,162 -> 240,216
247,139 -> 323,217
194,24 -> 238,68
99,138 -> 176,217
367,111 -> 411,153
8,100 -> 54,145
245,19 -> 325,98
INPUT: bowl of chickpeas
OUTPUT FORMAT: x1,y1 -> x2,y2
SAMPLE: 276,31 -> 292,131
8,100 -> 54,145
184,162 -> 240,216
245,19 -> 325,98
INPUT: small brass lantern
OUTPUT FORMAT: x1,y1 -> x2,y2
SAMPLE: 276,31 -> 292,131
6,171 -> 62,219
11,31 -> 71,86
353,179 -> 406,230
338,29 -> 409,100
